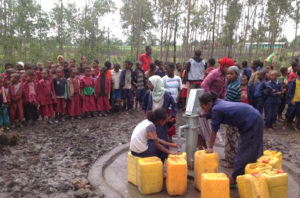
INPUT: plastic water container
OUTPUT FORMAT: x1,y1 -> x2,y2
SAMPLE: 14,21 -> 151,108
169,152 -> 187,161
127,152 -> 140,186
260,170 -> 288,198
166,156 -> 188,196
263,150 -> 282,169
245,163 -> 273,174
237,174 -> 270,198
137,157 -> 163,195
194,150 -> 219,191
201,173 -> 229,198
257,156 -> 281,169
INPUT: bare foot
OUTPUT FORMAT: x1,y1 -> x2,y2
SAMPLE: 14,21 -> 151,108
266,128 -> 274,132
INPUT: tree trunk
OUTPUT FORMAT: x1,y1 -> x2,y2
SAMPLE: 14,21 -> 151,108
160,5 -> 165,60
211,0 -> 217,58
184,0 -> 191,59
292,6 -> 299,57
136,2 -> 142,60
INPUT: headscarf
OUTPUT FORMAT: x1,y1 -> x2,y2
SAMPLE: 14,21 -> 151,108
16,61 -> 24,68
149,75 -> 165,102
57,55 -> 64,63
218,57 -> 235,69
228,66 -> 240,76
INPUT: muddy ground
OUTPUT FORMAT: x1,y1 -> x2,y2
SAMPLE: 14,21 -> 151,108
0,110 -> 299,198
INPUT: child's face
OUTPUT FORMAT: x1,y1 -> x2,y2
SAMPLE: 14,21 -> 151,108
81,56 -> 87,63
70,60 -> 75,67
176,64 -> 182,71
16,65 -> 23,71
5,65 -> 13,70
166,66 -> 174,76
159,64 -> 164,70
147,81 -> 154,91
10,76 -> 17,84
136,64 -> 142,69
266,66 -> 271,73
85,69 -> 91,76
51,65 -> 57,72
241,77 -> 248,86
42,72 -> 49,80
114,66 -> 120,72
38,64 -> 43,70
47,61 -> 52,68
270,73 -> 278,81
91,69 -> 96,76
0,80 -> 3,87
100,68 -> 107,76
93,61 -> 98,68
63,63 -> 68,69
57,70 -> 63,78
226,70 -> 238,82
257,72 -> 265,81
125,63 -> 130,69
25,75 -> 33,82
251,63 -> 257,70
70,70 -> 77,78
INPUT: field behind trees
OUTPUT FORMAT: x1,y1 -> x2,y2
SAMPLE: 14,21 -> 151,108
1,0 -> 300,68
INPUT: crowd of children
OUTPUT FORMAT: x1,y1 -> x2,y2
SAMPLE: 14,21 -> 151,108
0,53 -> 299,133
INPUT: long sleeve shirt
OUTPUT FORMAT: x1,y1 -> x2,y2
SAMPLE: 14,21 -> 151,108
201,68 -> 227,98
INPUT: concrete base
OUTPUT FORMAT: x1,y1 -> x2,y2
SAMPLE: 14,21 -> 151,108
88,143 -> 300,198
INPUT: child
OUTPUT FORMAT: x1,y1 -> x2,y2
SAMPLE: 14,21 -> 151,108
91,68 -> 97,82
63,61 -> 70,79
80,67 -> 97,117
53,68 -> 67,122
23,70 -> 39,124
37,69 -> 56,123
174,63 -> 183,77
70,59 -> 76,69
133,61 -> 146,109
145,63 -> 156,81
180,62 -> 188,109
162,62 -> 182,142
120,61 -> 133,111
251,70 -> 266,114
286,70 -> 300,130
95,67 -> 111,116
37,62 -> 44,71
7,73 -> 24,128
242,61 -> 251,80
264,70 -> 282,131
241,75 -> 250,104
204,58 -> 216,78
16,62 -> 25,74
47,61 -> 53,70
288,59 -> 299,83
0,77 -> 10,130
278,67 -> 288,121
111,64 -> 122,110
155,60 -> 165,78
223,66 -> 241,168
67,68 -> 82,119
93,59 -> 100,76
50,64 -> 58,80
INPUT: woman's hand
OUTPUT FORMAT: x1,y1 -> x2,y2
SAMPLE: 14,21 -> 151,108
199,111 -> 205,118
205,147 -> 214,153
169,143 -> 178,148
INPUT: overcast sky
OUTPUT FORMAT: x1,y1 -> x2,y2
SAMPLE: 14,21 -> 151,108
41,0 -> 296,42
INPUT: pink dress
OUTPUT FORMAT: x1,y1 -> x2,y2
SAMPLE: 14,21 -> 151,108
80,75 -> 96,112
37,79 -> 56,117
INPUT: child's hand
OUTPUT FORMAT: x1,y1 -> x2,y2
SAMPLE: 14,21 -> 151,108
272,89 -> 276,92
205,147 -> 214,153
276,92 -> 281,96
199,111 -> 205,118
291,100 -> 295,105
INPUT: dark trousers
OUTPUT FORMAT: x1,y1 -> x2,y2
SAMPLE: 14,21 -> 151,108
131,140 -> 165,162
232,116 -> 263,178
123,89 -> 133,109
278,94 -> 286,116
24,104 -> 39,121
253,97 -> 264,114
136,89 -> 145,104
265,102 -> 279,128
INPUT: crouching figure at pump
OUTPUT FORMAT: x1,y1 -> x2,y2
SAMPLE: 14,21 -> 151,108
199,92 -> 263,186
130,108 -> 179,162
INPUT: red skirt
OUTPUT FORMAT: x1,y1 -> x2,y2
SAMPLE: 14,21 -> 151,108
55,98 -> 66,114
67,93 -> 82,116
39,104 -> 54,117
167,109 -> 176,136
82,95 -> 96,112
96,96 -> 110,111
181,88 -> 188,98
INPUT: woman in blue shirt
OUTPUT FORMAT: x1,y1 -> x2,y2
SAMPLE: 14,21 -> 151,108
199,92 -> 263,186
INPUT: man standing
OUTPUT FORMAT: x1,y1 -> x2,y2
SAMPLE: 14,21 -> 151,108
139,46 -> 152,72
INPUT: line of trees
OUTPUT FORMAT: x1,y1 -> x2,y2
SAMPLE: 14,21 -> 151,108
0,0 -> 299,65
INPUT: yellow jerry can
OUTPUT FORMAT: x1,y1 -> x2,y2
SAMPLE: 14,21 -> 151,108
194,150 -> 219,191
166,156 -> 188,196
137,157 -> 163,195
245,163 -> 273,174
127,152 -> 140,186
260,170 -> 288,198
257,156 -> 281,169
169,152 -> 187,161
201,173 -> 229,198
237,173 -> 270,198
263,150 -> 282,169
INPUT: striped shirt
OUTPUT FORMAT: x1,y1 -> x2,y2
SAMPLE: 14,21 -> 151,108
162,75 -> 182,102
225,79 -> 241,102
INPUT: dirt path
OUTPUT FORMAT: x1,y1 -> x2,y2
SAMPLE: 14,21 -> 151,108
0,110 -> 299,197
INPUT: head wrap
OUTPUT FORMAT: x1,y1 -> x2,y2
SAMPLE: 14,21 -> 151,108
16,61 -> 24,68
228,66 -> 240,76
149,75 -> 165,102
218,57 -> 235,69
57,55 -> 64,63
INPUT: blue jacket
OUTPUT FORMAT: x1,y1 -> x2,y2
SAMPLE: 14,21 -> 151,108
263,80 -> 282,104
119,69 -> 133,89
252,80 -> 266,98
132,68 -> 147,88
142,90 -> 177,117
287,78 -> 296,104
243,66 -> 252,80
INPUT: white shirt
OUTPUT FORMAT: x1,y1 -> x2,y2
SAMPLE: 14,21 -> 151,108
111,69 -> 121,89
162,75 -> 182,102
130,119 -> 156,153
